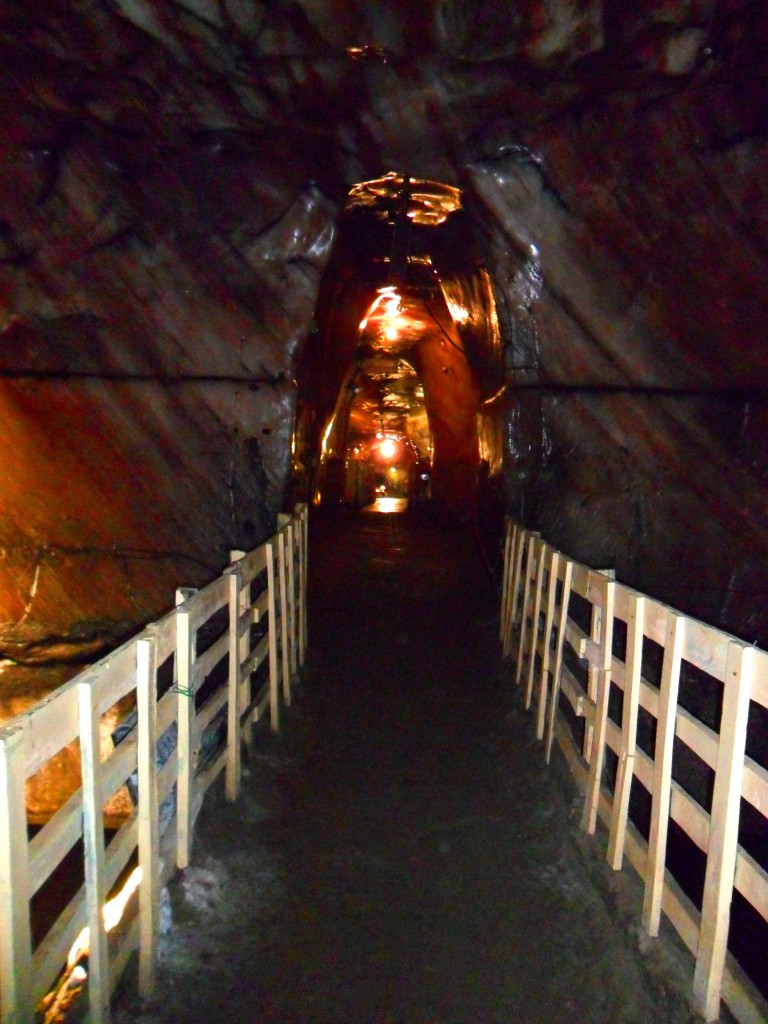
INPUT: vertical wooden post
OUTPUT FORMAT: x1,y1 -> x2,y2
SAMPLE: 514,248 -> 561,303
277,528 -> 291,706
693,642 -> 754,1021
136,630 -> 160,997
545,558 -> 573,764
503,527 -> 525,657
0,724 -> 33,1024
642,610 -> 685,937
300,505 -> 308,657
226,567 -> 242,803
524,538 -> 547,710
607,593 -> 645,870
582,576 -> 616,834
266,539 -> 281,735
286,522 -> 298,680
515,535 -> 537,686
78,677 -> 110,1024
175,603 -> 195,870
536,548 -> 560,741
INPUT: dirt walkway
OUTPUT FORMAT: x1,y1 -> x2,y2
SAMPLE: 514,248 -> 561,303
116,508 -> 693,1024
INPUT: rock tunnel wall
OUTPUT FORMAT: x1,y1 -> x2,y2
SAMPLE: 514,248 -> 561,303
1,0 -> 767,694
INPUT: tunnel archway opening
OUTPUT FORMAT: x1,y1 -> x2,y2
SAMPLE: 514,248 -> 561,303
295,171 -> 506,522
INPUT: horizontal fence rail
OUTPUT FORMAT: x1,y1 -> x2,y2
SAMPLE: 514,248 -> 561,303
500,518 -> 768,1024
0,505 -> 308,1024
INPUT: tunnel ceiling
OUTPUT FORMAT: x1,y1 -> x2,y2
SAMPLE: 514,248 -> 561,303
1,0 -> 768,684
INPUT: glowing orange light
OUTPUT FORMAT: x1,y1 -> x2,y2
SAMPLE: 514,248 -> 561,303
379,438 -> 397,460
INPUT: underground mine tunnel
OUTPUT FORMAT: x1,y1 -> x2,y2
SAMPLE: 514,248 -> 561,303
0,0 -> 767,1020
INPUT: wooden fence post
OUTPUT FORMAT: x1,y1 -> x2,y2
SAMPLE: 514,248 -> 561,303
175,601 -> 195,870
0,723 -> 33,1024
136,630 -> 160,996
266,539 -> 281,735
693,642 -> 754,1021
278,528 -> 291,706
535,548 -> 560,741
226,566 -> 243,802
642,610 -> 685,937
582,575 -> 616,834
78,677 -> 110,1024
515,534 -> 538,687
545,557 -> 573,764
503,527 -> 525,658
286,522 -> 298,681
524,538 -> 547,710
607,593 -> 645,870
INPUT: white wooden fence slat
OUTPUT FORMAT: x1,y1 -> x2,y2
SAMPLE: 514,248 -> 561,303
266,539 -> 281,735
78,677 -> 111,1024
545,557 -> 573,764
175,605 -> 195,870
693,643 -> 755,1022
607,594 -> 645,869
226,567 -> 242,802
0,724 -> 33,1024
642,610 -> 685,937
136,631 -> 160,996
582,577 -> 616,834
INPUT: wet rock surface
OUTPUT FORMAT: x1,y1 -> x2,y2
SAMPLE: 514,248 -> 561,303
115,510 -> 698,1024
1,0 -> 768,692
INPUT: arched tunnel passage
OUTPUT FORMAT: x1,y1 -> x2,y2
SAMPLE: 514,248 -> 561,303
295,172 -> 505,521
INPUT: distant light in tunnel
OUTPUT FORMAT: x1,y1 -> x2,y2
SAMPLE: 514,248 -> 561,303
379,437 -> 397,460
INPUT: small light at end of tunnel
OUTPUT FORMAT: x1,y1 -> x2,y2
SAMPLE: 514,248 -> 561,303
379,437 -> 397,459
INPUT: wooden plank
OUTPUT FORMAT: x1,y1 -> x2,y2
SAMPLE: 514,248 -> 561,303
278,528 -> 292,707
694,643 -> 755,1021
742,756 -> 768,815
0,724 -> 33,1024
195,746 -> 227,803
504,526 -> 526,657
194,686 -> 229,743
608,594 -> 645,869
185,576 -> 230,629
109,914 -> 141,999
734,845 -> 768,921
175,606 -> 195,871
266,539 -> 281,735
286,522 -> 299,680
545,557 -> 573,764
249,682 -> 271,724
234,543 -> 268,585
101,729 -> 137,803
560,664 -> 586,718
22,683 -> 80,779
241,633 -> 270,680
94,640 -> 139,717
32,812 -> 138,1004
226,568 -> 241,802
564,620 -> 588,658
682,618 -> 730,682
29,788 -> 82,896
751,648 -> 768,710
675,706 -> 719,771
192,631 -> 229,689
136,631 -> 160,997
642,611 -> 685,937
515,534 -> 538,687
535,548 -> 559,740
582,576 -> 616,834
78,677 -> 111,1024
299,504 -> 309,660
524,538 -> 547,710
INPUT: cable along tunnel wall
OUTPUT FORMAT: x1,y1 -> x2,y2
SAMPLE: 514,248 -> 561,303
0,505 -> 307,1024
500,519 -> 768,1024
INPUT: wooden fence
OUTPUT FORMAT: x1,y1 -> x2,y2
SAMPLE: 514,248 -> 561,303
500,518 -> 768,1024
0,504 -> 308,1024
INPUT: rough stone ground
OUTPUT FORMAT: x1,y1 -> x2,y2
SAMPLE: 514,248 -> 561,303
115,508 -> 702,1024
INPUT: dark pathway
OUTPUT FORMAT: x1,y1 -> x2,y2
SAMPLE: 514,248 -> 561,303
117,509 -> 692,1024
